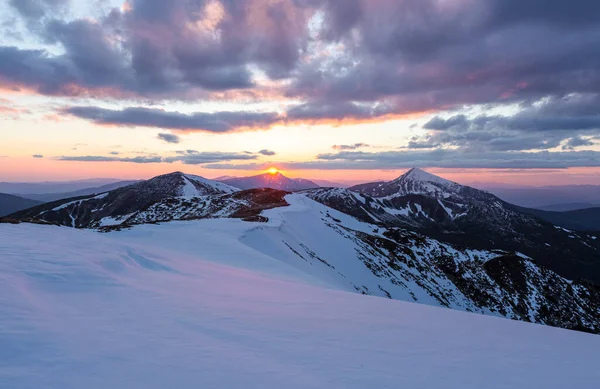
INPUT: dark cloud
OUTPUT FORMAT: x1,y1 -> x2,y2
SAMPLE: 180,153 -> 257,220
306,149 -> 600,170
332,143 -> 369,151
258,149 -> 276,156
157,133 -> 181,144
32,154 -> 44,158
63,106 -> 281,132
2,0 -> 317,97
2,0 -> 599,115
562,136 -> 595,151
489,0 -> 600,27
3,0 -> 600,168
9,0 -> 68,20
417,94 -> 600,152
288,0 -> 600,116
286,101 -> 396,121
305,149 -> 600,169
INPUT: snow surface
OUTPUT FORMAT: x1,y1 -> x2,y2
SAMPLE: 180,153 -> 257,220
51,198 -> 85,211
184,173 -> 239,194
1,216 -> 600,388
381,167 -> 466,200
180,175 -> 201,197
402,167 -> 454,186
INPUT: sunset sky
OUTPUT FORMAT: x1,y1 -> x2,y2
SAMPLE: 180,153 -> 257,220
1,0 -> 600,185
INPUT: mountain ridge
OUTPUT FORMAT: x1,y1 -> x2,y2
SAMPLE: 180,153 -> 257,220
0,193 -> 42,217
220,172 -> 320,191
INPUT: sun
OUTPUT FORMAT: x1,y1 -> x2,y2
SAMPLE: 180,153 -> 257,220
267,167 -> 279,175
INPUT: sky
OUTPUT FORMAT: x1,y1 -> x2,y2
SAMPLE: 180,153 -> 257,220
1,0 -> 600,185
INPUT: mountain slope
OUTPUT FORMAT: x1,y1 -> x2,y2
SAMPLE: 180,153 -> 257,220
17,180 -> 140,202
221,172 -> 320,191
7,172 -> 600,333
350,168 -> 464,198
0,193 -> 42,216
244,194 -> 600,333
2,222 -> 598,388
9,172 -> 239,228
323,169 -> 600,284
8,190 -> 600,333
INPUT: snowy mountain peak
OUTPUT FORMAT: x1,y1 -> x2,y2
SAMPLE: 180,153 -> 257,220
350,168 -> 463,199
9,172 -> 240,228
397,168 -> 454,186
148,172 -> 239,197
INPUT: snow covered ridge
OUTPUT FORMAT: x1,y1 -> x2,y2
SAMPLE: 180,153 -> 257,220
243,195 -> 600,333
350,168 -> 465,198
2,223 -> 599,388
7,172 -> 242,228
5,189 -> 600,334
338,169 -> 600,285
4,171 -> 600,333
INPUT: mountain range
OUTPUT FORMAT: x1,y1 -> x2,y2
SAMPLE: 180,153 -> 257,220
15,180 -> 139,203
4,168 -> 600,334
219,172 -> 320,191
0,178 -> 125,195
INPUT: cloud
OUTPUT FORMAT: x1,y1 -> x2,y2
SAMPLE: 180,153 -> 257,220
309,149 -> 600,169
32,154 -> 44,158
2,0 -> 600,171
286,0 -> 600,120
163,151 -> 258,165
416,94 -> 600,152
258,149 -> 276,156
57,151 -> 258,165
332,143 -> 369,151
157,133 -> 181,144
1,0 -> 596,108
286,102 -> 397,122
9,0 -> 68,20
58,155 -> 163,163
199,149 -> 600,171
63,106 -> 282,132
1,0 -> 315,97
562,136 -> 595,150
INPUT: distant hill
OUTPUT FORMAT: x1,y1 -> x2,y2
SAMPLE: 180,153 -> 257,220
0,178 -> 125,195
484,185 -> 600,208
311,179 -> 348,188
18,181 -> 140,202
518,207 -> 600,232
0,193 -> 42,216
536,203 -> 600,212
221,172 -> 320,191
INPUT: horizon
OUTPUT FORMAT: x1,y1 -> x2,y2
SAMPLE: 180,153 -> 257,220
1,1 -> 600,187
2,167 -> 600,190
